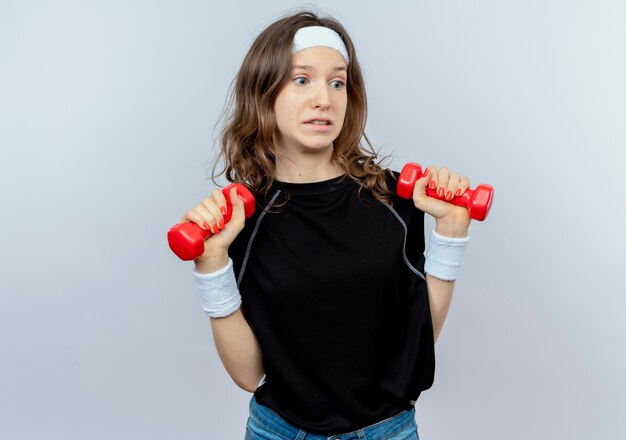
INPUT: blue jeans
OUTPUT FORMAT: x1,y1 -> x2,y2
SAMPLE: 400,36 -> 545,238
245,396 -> 419,440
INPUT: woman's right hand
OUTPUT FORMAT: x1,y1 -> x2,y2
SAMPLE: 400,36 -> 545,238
180,186 -> 247,271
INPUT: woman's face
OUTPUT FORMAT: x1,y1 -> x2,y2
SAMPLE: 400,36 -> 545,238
273,46 -> 348,156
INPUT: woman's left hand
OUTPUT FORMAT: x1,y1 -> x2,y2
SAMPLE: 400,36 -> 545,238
411,165 -> 472,238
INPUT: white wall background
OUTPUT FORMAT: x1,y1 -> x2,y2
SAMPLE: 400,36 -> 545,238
1,0 -> 624,438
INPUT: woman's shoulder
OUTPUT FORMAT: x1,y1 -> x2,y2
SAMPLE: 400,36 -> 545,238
384,168 -> 400,192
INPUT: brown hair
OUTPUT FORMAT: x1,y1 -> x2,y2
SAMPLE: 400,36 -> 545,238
212,10 -> 393,203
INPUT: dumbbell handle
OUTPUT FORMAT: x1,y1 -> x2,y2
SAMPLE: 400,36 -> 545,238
167,183 -> 255,261
397,162 -> 494,221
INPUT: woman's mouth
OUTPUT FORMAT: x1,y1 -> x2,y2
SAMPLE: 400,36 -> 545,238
303,118 -> 333,131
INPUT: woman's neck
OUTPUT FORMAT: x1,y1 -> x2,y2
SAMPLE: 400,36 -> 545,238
274,148 -> 343,183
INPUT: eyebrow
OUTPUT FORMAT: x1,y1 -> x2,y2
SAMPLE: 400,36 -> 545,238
292,65 -> 348,72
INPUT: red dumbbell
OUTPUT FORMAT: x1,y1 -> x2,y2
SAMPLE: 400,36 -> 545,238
397,162 -> 494,221
167,183 -> 256,261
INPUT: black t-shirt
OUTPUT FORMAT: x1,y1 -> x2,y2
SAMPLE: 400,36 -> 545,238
229,172 -> 435,435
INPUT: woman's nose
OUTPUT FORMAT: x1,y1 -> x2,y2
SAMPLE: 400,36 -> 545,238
312,83 -> 331,110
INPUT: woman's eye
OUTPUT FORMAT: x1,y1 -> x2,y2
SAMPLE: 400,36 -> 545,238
330,80 -> 345,90
294,77 -> 309,86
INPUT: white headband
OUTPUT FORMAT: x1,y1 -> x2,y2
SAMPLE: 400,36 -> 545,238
292,26 -> 350,64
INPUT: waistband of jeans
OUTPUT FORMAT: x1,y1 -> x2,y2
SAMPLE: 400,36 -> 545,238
249,396 -> 302,438
357,405 -> 415,438
249,395 -> 415,438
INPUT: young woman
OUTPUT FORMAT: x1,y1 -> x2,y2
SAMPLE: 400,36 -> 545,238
180,10 -> 473,440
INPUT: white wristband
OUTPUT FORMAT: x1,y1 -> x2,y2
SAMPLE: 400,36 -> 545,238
424,229 -> 470,281
192,259 -> 241,318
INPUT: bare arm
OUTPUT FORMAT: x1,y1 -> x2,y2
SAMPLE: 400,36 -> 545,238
426,275 -> 455,343
183,189 -> 265,393
411,167 -> 473,343
195,253 -> 265,393
210,308 -> 265,393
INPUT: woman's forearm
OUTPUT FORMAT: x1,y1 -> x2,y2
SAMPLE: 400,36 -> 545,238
210,308 -> 265,393
425,217 -> 468,342
194,255 -> 265,393
426,274 -> 455,343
